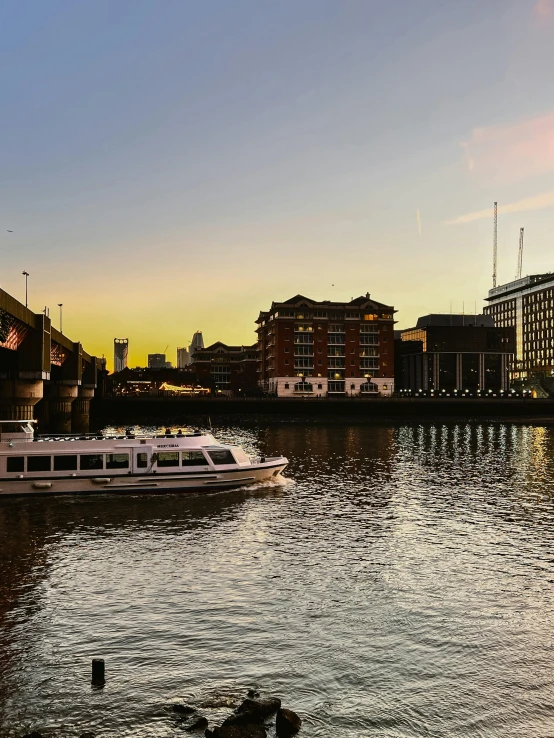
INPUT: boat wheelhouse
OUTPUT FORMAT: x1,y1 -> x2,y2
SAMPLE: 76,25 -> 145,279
0,421 -> 288,497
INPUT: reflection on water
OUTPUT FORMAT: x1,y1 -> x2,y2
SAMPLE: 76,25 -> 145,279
1,423 -> 553,737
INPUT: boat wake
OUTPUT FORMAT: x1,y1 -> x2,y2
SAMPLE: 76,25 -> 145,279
233,473 -> 294,493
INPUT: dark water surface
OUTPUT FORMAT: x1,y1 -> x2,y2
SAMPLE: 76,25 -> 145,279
1,423 -> 554,738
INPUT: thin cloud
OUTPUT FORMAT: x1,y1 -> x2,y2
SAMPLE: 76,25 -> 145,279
533,0 -> 554,19
446,190 -> 554,225
461,112 -> 554,185
416,209 -> 422,236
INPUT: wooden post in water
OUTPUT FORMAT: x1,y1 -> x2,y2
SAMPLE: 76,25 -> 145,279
91,658 -> 105,686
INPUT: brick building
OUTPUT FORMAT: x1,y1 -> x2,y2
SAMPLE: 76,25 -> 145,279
256,293 -> 396,397
191,342 -> 258,395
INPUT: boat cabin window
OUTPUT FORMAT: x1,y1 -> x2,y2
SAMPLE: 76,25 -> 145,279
136,453 -> 148,468
157,452 -> 179,467
7,457 -> 24,472
208,449 -> 236,465
54,455 -> 78,471
80,454 -> 104,470
106,453 -> 129,469
28,455 -> 52,472
181,451 -> 207,466
232,448 -> 250,464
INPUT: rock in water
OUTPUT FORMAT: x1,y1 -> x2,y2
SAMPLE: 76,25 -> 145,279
187,716 -> 208,731
276,708 -> 302,736
247,689 -> 260,698
173,704 -> 196,714
222,713 -> 262,727
208,726 -> 267,738
79,733 -> 96,738
236,697 -> 281,719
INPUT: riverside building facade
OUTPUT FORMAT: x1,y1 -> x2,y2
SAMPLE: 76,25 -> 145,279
256,294 -> 396,397
398,314 -> 515,392
191,342 -> 258,395
484,273 -> 554,377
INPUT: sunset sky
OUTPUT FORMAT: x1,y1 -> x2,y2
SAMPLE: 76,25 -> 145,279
2,0 -> 554,368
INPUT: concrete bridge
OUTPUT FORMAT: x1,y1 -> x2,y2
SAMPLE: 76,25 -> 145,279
0,288 -> 106,432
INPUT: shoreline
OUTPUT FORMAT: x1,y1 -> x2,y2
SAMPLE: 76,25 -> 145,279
91,396 -> 554,427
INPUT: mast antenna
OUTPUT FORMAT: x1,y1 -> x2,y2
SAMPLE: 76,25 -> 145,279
492,202 -> 498,288
516,227 -> 524,280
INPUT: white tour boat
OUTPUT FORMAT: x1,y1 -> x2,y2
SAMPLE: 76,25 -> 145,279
0,421 -> 288,497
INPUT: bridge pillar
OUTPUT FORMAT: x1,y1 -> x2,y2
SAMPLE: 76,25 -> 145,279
47,384 -> 79,434
0,379 -> 43,420
71,386 -> 95,434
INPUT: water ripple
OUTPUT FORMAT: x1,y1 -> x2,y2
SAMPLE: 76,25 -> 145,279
0,422 -> 553,737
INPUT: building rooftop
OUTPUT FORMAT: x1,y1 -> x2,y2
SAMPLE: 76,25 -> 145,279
257,293 -> 395,322
405,314 -> 495,330
486,272 -> 554,300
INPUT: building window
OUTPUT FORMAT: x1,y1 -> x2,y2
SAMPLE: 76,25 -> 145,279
284,383 -> 289,389
285,360 -> 289,365
360,381 -> 378,393
317,384 -> 322,389
284,347 -> 289,353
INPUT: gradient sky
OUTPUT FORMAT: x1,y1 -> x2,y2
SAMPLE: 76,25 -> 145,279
2,0 -> 554,368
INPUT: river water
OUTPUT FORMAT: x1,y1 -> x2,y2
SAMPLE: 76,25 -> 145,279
0,422 -> 553,738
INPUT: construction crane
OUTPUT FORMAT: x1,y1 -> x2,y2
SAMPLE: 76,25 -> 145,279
492,202 -> 498,288
516,227 -> 524,280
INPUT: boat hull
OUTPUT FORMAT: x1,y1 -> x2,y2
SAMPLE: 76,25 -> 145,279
0,460 -> 288,497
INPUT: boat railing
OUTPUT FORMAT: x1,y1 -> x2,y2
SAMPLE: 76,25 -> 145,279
33,430 -> 209,443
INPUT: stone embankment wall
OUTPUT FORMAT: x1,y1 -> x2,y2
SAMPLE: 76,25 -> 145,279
92,396 -> 554,427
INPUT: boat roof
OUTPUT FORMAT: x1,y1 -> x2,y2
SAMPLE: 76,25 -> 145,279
0,431 -> 224,452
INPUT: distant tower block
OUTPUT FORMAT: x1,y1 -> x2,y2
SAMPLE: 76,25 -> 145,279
177,347 -> 190,368
189,331 -> 204,360
114,338 -> 129,373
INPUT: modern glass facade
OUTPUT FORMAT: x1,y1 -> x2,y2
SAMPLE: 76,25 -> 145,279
484,274 -> 554,376
398,315 -> 515,392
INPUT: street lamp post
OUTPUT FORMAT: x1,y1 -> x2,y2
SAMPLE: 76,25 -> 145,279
22,271 -> 29,308
58,303 -> 63,333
